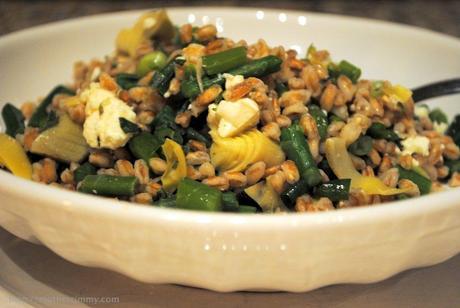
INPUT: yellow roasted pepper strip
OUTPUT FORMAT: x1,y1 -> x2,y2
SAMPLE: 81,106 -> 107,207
0,133 -> 32,179
384,84 -> 413,103
161,138 -> 187,193
325,137 -> 409,196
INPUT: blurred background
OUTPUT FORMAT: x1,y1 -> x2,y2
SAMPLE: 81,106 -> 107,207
0,0 -> 459,37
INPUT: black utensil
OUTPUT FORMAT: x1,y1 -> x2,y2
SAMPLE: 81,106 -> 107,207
412,78 -> 460,103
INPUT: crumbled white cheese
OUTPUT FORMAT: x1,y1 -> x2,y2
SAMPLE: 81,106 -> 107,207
401,136 -> 430,156
414,105 -> 429,118
223,73 -> 244,90
433,121 -> 448,134
81,83 -> 137,149
215,98 -> 260,137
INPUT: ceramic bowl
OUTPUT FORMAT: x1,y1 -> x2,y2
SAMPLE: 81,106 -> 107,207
0,7 -> 459,292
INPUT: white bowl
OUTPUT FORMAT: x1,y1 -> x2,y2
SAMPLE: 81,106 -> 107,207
0,7 -> 459,292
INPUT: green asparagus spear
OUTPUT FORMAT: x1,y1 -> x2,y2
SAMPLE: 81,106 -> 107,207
181,55 -> 282,98
78,175 -> 138,196
176,178 -> 222,211
202,46 -> 248,75
280,124 -> 322,186
316,179 -> 351,202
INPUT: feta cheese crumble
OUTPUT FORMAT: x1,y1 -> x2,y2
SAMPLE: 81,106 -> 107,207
81,83 -> 137,149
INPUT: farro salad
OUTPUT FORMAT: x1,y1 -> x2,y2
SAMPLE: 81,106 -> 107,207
1,10 -> 460,213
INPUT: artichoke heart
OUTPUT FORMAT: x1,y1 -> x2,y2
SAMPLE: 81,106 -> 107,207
30,114 -> 89,163
244,181 -> 285,213
210,129 -> 285,172
116,10 -> 175,57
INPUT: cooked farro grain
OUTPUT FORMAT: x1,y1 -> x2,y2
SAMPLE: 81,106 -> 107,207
202,176 -> 229,191
245,161 -> 266,186
134,159 -> 150,185
131,192 -> 153,204
149,157 -> 167,175
115,159 -> 135,176
89,151 -> 113,168
262,122 -> 281,142
224,171 -> 247,188
198,162 -> 215,178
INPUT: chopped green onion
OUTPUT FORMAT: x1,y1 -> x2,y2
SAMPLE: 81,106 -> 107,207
447,115 -> 460,147
338,60 -> 361,84
308,105 -> 328,140
445,159 -> 460,176
280,178 -> 309,209
202,46 -> 248,75
151,60 -> 176,95
73,162 -> 97,183
185,127 -> 211,147
129,132 -> 162,162
316,179 -> 351,202
429,108 -> 448,124
151,105 -> 176,129
328,114 -> 344,123
275,82 -> 288,96
367,122 -> 400,142
238,205 -> 257,213
181,55 -> 282,98
222,191 -> 239,212
155,126 -> 183,145
371,80 -> 384,98
152,196 -> 177,208
328,60 -> 362,84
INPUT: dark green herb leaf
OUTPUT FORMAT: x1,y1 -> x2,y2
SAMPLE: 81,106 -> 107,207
1,103 -> 25,137
28,85 -> 75,129
446,115 -> 460,147
348,135 -> 373,156
119,117 -> 141,134
116,73 -> 139,90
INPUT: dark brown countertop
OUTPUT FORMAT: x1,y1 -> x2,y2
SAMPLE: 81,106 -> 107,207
0,0 -> 459,37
